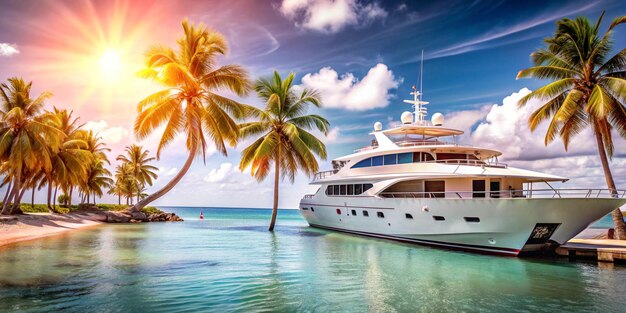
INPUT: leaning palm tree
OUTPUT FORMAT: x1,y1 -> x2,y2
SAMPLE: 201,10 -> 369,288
517,13 -> 626,239
116,145 -> 158,203
0,78 -> 63,214
239,72 -> 329,231
131,19 -> 252,212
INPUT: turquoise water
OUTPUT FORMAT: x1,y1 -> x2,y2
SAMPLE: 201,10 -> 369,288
0,207 -> 625,312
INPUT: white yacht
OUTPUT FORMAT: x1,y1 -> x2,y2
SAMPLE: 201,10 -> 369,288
299,86 -> 626,256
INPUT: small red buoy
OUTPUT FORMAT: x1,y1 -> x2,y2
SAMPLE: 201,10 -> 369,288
199,211 -> 204,220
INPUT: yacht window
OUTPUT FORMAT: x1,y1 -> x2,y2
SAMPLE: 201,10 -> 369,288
398,152 -> 412,164
433,216 -> 445,221
384,154 -> 397,165
473,180 -> 486,198
377,212 -> 385,218
336,209 -> 342,215
347,184 -> 354,195
425,181 -> 445,198
413,152 -> 422,162
351,209 -> 357,216
333,185 -> 340,195
352,158 -> 371,168
363,210 -> 369,217
437,153 -> 467,160
468,154 -> 479,160
302,207 -> 309,210
421,153 -> 434,162
354,184 -> 363,195
372,156 -> 384,166
405,213 -> 413,219
363,184 -> 373,193
340,185 -> 347,195
464,217 -> 480,223
326,186 -> 334,196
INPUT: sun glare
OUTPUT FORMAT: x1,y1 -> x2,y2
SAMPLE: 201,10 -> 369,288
99,49 -> 122,80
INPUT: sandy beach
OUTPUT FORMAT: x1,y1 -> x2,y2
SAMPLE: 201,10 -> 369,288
0,213 -> 103,248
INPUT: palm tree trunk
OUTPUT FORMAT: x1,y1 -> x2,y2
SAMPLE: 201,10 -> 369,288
53,186 -> 58,210
594,130 -> 626,240
2,179 -> 13,211
31,187 -> 35,208
268,158 -> 280,231
130,144 -> 197,212
93,193 -> 96,205
47,179 -> 53,211
4,169 -> 22,215
268,142 -> 281,232
69,186 -> 73,207
118,194 -> 121,205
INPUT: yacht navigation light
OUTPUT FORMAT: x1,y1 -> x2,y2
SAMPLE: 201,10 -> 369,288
374,121 -> 383,131
431,112 -> 444,126
401,111 -> 413,124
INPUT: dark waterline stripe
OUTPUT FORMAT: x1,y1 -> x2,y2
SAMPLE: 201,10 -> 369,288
309,223 -> 520,256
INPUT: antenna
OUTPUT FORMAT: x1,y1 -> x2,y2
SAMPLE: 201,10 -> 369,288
403,50 -> 429,124
420,49 -> 424,99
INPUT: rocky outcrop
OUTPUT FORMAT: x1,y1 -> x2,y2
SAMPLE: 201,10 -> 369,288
78,207 -> 183,223
146,212 -> 184,222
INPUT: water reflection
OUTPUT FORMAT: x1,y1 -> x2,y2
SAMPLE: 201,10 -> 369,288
0,208 -> 624,312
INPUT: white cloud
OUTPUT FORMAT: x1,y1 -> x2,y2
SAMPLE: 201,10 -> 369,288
444,87 -> 626,193
203,163 -> 235,183
278,0 -> 387,33
0,43 -> 19,56
325,127 -> 340,143
469,88 -> 598,160
83,120 -> 129,144
300,63 -> 401,111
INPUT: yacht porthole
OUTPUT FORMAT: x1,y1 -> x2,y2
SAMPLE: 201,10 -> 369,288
488,238 -> 496,245
422,206 -> 429,212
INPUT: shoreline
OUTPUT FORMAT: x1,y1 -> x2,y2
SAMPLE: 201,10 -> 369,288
0,213 -> 103,248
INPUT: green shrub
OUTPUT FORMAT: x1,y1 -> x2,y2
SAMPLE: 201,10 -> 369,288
4,203 -> 161,215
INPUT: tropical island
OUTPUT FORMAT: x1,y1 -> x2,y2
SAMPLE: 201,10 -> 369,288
1,1 -> 626,312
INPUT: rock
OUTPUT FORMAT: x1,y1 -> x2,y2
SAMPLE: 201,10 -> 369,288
147,212 -> 183,222
104,211 -> 131,223
129,211 -> 147,220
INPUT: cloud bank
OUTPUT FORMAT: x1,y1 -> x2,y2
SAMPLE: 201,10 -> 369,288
278,0 -> 387,33
83,120 -> 129,144
0,43 -> 19,56
300,63 -> 401,111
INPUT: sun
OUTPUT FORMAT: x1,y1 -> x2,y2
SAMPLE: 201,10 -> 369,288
99,49 -> 122,81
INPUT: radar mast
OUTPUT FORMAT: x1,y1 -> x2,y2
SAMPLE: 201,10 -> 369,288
403,50 -> 429,124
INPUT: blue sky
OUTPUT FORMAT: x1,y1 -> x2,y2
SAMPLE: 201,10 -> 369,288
1,0 -> 626,208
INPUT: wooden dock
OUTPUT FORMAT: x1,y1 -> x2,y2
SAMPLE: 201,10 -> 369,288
556,239 -> 626,263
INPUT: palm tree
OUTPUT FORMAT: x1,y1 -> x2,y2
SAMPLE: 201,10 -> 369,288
239,72 -> 329,231
46,108 -> 90,211
116,145 -> 158,203
81,159 -> 113,205
0,78 -> 63,214
517,13 -> 626,239
130,19 -> 252,211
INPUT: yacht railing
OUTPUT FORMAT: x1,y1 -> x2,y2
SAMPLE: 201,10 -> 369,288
312,159 -> 507,182
312,170 -> 336,181
379,189 -> 626,199
354,140 -> 472,152
425,159 -> 507,168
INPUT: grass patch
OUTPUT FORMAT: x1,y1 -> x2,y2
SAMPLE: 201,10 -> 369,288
2,203 -> 161,215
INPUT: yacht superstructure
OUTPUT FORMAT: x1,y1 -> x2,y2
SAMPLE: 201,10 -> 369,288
298,86 -> 626,255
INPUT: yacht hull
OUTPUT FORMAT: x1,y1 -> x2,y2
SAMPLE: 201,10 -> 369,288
298,197 -> 624,256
